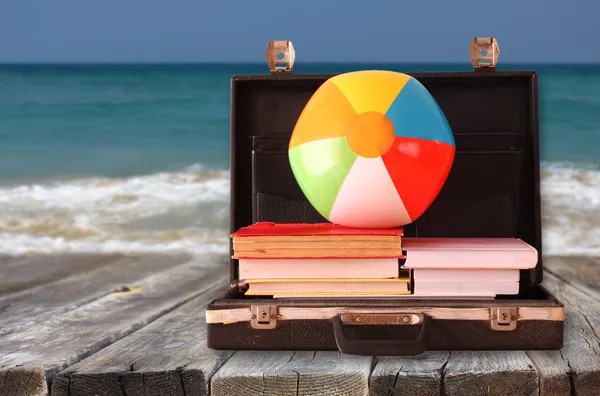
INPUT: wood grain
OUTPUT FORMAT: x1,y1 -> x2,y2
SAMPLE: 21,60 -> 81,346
370,352 -> 450,396
0,253 -> 190,336
4,255 -> 600,396
0,254 -> 121,297
525,350 -> 571,396
528,265 -> 600,396
211,351 -> 372,396
544,256 -> 600,299
52,279 -> 231,396
443,351 -> 538,396
0,254 -> 225,396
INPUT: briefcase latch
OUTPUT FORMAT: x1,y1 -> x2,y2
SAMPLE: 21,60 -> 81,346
469,37 -> 500,70
251,305 -> 278,329
490,307 -> 518,331
266,40 -> 295,74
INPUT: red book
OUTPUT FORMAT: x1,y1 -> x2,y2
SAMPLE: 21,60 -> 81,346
232,222 -> 404,238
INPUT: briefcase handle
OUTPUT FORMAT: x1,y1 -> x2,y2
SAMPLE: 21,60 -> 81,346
332,314 -> 432,356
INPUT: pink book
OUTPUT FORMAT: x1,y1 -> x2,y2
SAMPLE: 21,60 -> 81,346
412,280 -> 519,297
403,238 -> 538,269
412,268 -> 520,282
238,258 -> 399,280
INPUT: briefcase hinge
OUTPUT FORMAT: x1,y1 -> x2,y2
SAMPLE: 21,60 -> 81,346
250,305 -> 278,329
469,37 -> 500,71
266,40 -> 295,74
490,307 -> 518,331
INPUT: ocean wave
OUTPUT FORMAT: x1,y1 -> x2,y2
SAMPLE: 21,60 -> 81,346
540,162 -> 600,256
0,161 -> 598,257
0,164 -> 231,255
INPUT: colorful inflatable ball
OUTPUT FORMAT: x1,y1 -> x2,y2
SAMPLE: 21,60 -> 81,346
288,70 -> 455,228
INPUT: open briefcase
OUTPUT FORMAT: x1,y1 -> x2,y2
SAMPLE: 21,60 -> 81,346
205,38 -> 565,356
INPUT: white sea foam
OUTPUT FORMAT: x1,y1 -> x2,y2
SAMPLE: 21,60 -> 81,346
0,165 -> 231,255
0,161 -> 598,257
540,162 -> 600,256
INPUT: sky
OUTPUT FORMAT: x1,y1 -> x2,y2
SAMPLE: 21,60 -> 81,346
0,0 -> 598,63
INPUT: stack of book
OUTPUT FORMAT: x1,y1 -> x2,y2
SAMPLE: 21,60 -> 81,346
232,222 -> 409,297
402,238 -> 538,298
232,222 -> 539,299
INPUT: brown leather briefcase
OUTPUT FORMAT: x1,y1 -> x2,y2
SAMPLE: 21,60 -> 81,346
205,39 -> 565,356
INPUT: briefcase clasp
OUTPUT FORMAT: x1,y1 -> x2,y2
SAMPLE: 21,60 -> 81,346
250,305 -> 278,329
490,307 -> 518,331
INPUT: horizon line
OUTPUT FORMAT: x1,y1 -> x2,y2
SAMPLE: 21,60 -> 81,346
1,61 -> 600,66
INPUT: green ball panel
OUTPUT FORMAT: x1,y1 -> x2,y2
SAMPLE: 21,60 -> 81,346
288,136 -> 358,219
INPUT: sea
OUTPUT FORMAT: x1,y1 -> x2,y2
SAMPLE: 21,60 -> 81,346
0,63 -> 598,257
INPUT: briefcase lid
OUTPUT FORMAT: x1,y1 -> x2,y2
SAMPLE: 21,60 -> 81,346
228,39 -> 543,286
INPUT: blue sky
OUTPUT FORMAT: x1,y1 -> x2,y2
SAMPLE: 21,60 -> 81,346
0,0 -> 597,63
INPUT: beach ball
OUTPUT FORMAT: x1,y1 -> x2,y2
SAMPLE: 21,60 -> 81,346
288,70 -> 455,228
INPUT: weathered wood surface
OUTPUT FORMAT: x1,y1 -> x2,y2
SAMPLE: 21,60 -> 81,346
0,254 -> 115,297
526,257 -> 600,396
0,253 -> 191,336
1,255 -> 599,396
370,352 -> 450,396
372,351 -> 538,396
544,255 -> 600,298
212,351 -> 372,396
52,284 -> 231,396
443,351 -> 538,396
525,350 -> 571,396
0,253 -> 227,396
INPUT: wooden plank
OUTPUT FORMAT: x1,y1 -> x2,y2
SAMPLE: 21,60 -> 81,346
0,254 -> 227,396
544,256 -> 600,298
0,253 -> 191,336
0,254 -> 123,297
527,267 -> 600,396
211,351 -> 372,396
442,351 -> 538,396
52,285 -> 232,396
369,352 -> 450,396
0,367 -> 47,396
525,350 -> 571,396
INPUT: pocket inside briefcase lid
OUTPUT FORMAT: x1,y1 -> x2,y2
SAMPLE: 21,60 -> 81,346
229,68 -> 543,289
